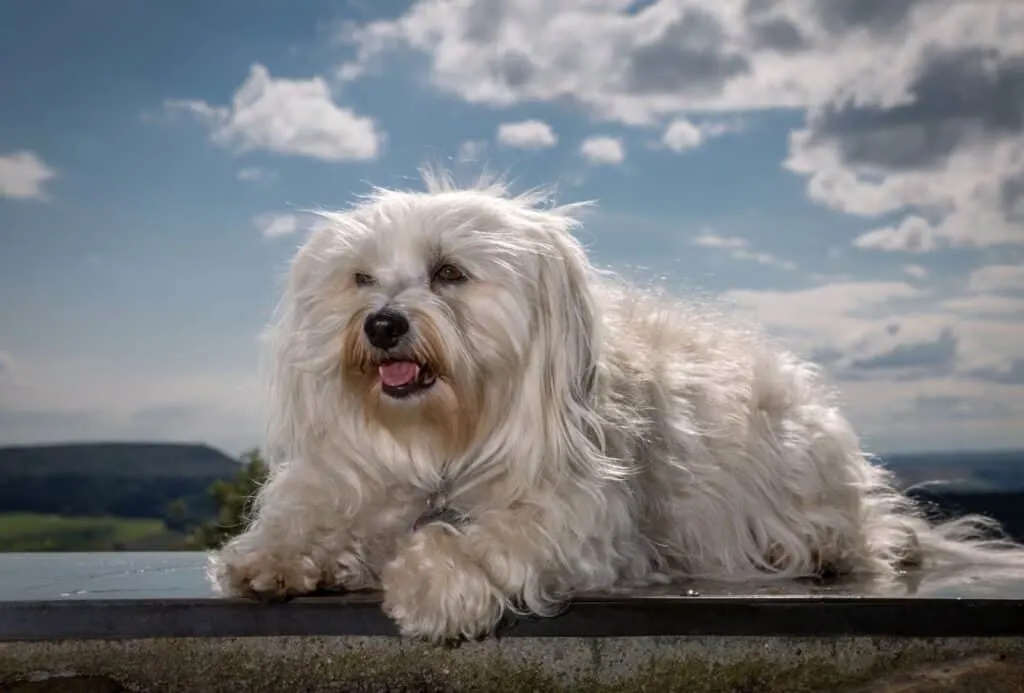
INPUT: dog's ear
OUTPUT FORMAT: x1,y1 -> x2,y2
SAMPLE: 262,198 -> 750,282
529,219 -> 629,482
535,225 -> 599,407
261,300 -> 316,466
260,240 -> 341,467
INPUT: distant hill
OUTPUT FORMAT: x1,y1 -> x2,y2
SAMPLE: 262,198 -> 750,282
0,442 -> 241,520
1,442 -> 1023,546
876,449 -> 1024,492
0,442 -> 241,478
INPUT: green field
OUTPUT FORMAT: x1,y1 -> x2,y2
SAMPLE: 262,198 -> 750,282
0,513 -> 175,551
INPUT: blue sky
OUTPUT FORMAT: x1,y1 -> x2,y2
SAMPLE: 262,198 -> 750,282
2,0 -> 1023,457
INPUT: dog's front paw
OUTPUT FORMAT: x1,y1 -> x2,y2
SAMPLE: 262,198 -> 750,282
381,525 -> 506,643
208,546 -> 322,602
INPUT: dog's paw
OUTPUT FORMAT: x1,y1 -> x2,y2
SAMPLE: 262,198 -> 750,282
381,525 -> 506,643
208,547 -> 322,602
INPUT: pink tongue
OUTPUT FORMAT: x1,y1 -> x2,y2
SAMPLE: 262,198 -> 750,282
379,361 -> 420,388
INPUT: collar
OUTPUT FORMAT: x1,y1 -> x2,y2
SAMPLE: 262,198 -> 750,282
412,485 -> 469,531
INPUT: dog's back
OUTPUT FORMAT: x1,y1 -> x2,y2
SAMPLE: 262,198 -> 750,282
588,279 -> 1024,583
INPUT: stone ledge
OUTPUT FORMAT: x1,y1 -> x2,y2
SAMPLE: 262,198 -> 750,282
3,635 -> 1024,693
3,552 -> 1024,642
4,594 -> 1024,642
5,554 -> 1024,691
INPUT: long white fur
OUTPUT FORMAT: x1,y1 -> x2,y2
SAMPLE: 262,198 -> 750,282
208,170 -> 1024,642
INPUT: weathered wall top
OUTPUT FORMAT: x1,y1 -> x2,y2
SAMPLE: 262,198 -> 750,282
3,553 -> 1024,691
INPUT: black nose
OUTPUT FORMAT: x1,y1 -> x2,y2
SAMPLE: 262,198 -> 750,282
363,309 -> 410,350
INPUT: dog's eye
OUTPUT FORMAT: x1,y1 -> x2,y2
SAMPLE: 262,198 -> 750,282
433,264 -> 467,283
354,272 -> 375,287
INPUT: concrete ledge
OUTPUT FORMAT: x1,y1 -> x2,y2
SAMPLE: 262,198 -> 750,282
3,636 -> 1024,692
4,553 -> 1024,691
5,593 -> 1024,641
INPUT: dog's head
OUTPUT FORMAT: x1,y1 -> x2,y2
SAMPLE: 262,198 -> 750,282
268,174 -> 602,481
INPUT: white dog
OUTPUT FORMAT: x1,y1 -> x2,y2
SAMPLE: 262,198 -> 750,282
209,171 -> 1024,642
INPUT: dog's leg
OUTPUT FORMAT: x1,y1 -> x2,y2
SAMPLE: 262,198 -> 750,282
207,464 -> 373,601
381,504 -> 577,642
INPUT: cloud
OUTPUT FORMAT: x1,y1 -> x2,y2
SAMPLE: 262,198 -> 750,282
0,351 -> 14,381
338,0 -> 1009,122
967,264 -> 1024,294
662,116 -> 744,152
580,136 -> 625,165
722,278 -> 1024,384
339,1 -> 1023,252
0,151 -> 56,201
903,264 -> 928,279
848,327 -> 958,376
237,166 -> 276,183
718,278 -> 1024,449
723,280 -> 924,358
969,358 -> 1024,386
909,393 -> 1015,423
165,63 -> 382,162
457,139 -> 488,162
785,38 -> 1024,250
853,216 -> 939,253
661,118 -> 703,152
496,119 -> 557,149
338,0 -> 826,123
255,212 -> 301,239
941,294 -> 1024,318
691,232 -> 797,271
692,233 -> 746,250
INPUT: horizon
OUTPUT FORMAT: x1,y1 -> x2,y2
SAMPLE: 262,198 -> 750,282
1,1 -> 1023,455
4,440 -> 1024,463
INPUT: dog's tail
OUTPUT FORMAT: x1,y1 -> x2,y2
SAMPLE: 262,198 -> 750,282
864,462 -> 1024,571
911,512 -> 1024,569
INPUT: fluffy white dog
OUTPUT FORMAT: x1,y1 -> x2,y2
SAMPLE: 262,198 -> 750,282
209,171 -> 1024,642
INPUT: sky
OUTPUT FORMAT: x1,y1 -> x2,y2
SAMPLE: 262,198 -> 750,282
1,0 -> 1023,458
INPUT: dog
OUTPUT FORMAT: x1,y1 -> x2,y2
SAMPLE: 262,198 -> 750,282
209,170 -> 1024,642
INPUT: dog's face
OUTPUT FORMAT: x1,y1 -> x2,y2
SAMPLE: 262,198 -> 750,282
285,189 -> 560,456
343,194 -> 536,442
274,183 -> 600,478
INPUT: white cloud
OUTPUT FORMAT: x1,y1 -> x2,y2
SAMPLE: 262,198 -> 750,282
942,294 -> 1024,318
255,212 -> 301,239
339,0 -> 837,122
719,278 -> 1024,449
781,11 -> 1024,251
457,139 -> 488,162
580,136 -> 625,165
722,280 -> 925,349
692,232 -> 746,250
967,265 -> 1024,294
691,232 -> 797,271
237,166 -> 276,183
160,99 -> 224,123
340,0 -> 1018,122
339,1 -> 1024,251
853,216 -> 939,253
661,117 -> 740,153
496,119 -> 557,149
165,63 -> 382,162
903,264 -> 928,279
722,280 -> 1024,383
662,118 -> 703,152
0,151 -> 56,201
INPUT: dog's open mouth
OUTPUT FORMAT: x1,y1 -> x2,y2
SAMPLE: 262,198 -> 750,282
378,360 -> 437,399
